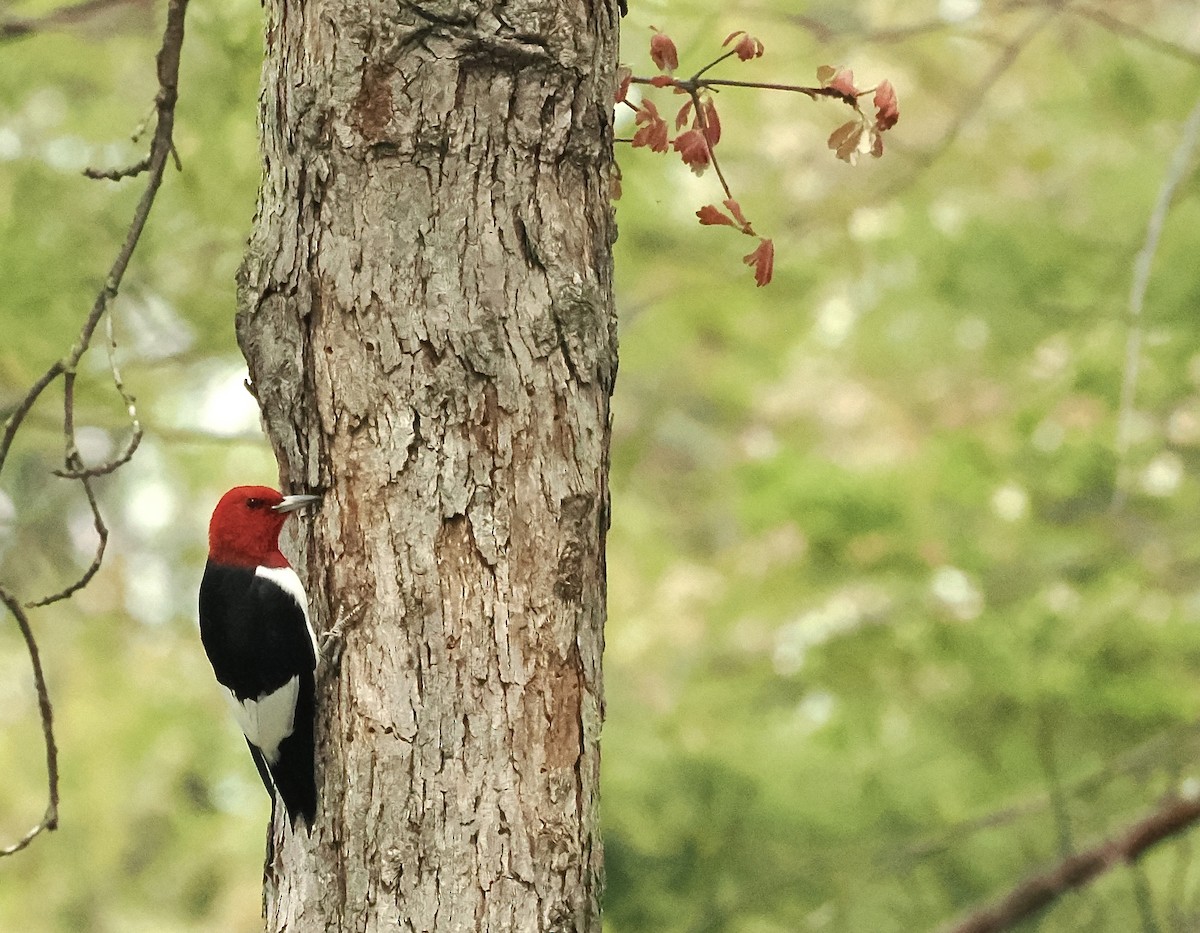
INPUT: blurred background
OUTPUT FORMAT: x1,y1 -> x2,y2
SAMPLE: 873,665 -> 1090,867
4,0 -> 1200,930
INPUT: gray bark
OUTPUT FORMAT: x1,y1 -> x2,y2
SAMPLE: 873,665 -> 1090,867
234,0 -> 620,927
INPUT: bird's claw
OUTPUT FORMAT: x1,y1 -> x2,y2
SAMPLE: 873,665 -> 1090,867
319,602 -> 366,674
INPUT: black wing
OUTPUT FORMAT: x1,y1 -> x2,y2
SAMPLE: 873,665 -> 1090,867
199,561 -> 317,827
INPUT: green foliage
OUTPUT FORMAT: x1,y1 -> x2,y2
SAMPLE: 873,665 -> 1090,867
4,1 -> 1200,931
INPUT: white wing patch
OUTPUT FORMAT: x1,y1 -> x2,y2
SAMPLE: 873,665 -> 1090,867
226,678 -> 299,764
255,564 -> 318,659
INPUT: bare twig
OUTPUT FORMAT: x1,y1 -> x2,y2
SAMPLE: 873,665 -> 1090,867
1036,711 -> 1074,859
782,13 -> 951,46
0,0 -> 191,855
1071,7 -> 1200,68
1130,860 -> 1162,933
686,88 -> 735,207
83,156 -> 152,181
882,8 -> 1055,199
628,74 -> 844,102
0,0 -> 187,476
53,307 -> 145,480
899,724 -> 1200,866
1111,91 -> 1200,510
27,372 -> 110,606
0,0 -> 149,43
0,586 -> 59,857
937,794 -> 1200,933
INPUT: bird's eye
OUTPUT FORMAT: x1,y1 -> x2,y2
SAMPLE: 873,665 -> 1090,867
246,498 -> 263,509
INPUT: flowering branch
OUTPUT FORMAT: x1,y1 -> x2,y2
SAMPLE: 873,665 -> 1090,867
617,28 -> 900,286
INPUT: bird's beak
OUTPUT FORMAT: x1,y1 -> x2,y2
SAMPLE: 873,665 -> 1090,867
273,493 -> 321,514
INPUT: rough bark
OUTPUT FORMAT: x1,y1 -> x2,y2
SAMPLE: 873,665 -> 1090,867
234,0 -> 620,927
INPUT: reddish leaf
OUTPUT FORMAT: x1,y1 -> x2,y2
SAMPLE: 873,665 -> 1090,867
650,28 -> 679,72
722,30 -> 746,47
697,204 -> 737,227
828,119 -> 863,162
633,98 -> 662,122
614,65 -> 633,104
734,33 -> 764,61
723,198 -> 751,232
870,130 -> 884,159
743,238 -> 775,287
827,67 -> 859,99
632,100 -> 669,152
675,99 -> 693,130
698,98 -> 721,147
873,79 -> 899,131
649,75 -> 675,88
672,128 -> 710,174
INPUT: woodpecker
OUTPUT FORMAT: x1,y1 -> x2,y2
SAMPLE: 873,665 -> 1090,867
199,485 -> 320,828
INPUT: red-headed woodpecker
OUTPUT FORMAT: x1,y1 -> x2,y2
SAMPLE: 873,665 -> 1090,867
199,485 -> 320,828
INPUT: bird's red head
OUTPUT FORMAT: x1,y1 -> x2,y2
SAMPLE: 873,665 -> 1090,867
207,485 -> 319,568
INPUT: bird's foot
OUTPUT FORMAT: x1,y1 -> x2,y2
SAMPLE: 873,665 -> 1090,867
319,602 -> 365,674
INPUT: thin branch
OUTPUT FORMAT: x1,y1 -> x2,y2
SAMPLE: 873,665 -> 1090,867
1036,711 -> 1074,859
0,0 -> 191,855
0,0 -> 148,43
0,586 -> 58,857
628,74 -> 839,102
899,723 -> 1200,866
684,77 -> 822,98
0,363 -> 64,465
691,48 -> 738,82
0,0 -> 187,476
1111,91 -> 1200,510
937,794 -> 1200,933
1071,7 -> 1200,68
780,12 -> 952,46
83,156 -> 152,182
687,89 -> 735,206
25,473 -> 106,606
27,376 -> 109,606
53,309 -> 145,479
883,9 -> 1055,199
1130,860 -> 1161,933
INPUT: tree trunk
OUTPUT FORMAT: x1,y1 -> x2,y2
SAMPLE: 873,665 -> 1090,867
234,0 -> 620,927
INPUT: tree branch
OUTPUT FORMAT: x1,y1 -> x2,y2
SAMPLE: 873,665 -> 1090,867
1111,89 -> 1200,510
1,0 -> 187,574
938,794 -> 1200,933
0,0 -> 149,43
1071,7 -> 1200,67
0,0 -> 191,855
0,585 -> 58,858
882,8 -> 1055,199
